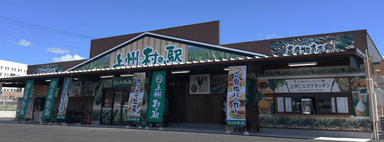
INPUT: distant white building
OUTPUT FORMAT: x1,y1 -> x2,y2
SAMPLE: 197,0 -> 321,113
0,59 -> 27,100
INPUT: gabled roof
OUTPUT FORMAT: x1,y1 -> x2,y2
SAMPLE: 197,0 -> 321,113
65,32 -> 266,72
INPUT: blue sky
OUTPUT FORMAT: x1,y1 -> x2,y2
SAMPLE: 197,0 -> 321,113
0,0 -> 383,65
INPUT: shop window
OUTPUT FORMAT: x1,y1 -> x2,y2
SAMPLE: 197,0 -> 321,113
275,94 -> 351,115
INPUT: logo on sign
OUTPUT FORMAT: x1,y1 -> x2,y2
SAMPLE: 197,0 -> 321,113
156,74 -> 163,84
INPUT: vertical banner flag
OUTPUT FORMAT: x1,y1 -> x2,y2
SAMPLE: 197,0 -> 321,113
147,71 -> 166,122
18,80 -> 34,118
0,82 -> 2,95
227,65 -> 247,126
127,72 -> 146,122
57,77 -> 72,119
42,78 -> 59,119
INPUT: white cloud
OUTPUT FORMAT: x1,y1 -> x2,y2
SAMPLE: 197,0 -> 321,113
265,34 -> 279,39
14,39 -> 34,47
45,47 -> 70,54
51,54 -> 85,62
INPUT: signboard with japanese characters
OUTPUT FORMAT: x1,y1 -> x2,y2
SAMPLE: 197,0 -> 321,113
57,77 -> 72,119
189,74 -> 210,94
127,72 -> 146,122
226,66 -> 246,126
112,77 -> 133,87
147,71 -> 166,122
273,78 -> 350,93
32,63 -> 62,74
18,80 -> 34,118
42,78 -> 59,119
270,34 -> 354,56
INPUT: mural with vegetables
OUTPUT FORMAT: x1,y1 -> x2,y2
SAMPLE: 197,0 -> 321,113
257,79 -> 274,114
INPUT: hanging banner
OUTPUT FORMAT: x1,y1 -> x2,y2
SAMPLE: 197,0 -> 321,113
226,65 -> 246,126
42,78 -> 59,119
18,80 -> 34,118
127,72 -> 146,122
57,77 -> 73,119
147,71 -> 166,122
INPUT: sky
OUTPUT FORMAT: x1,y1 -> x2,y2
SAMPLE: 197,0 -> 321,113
0,0 -> 383,65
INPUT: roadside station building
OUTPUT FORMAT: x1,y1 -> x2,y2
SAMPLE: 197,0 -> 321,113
1,21 -> 383,138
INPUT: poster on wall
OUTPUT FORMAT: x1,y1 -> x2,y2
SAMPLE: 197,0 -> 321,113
270,34 -> 354,56
147,71 -> 166,122
273,78 -> 349,93
18,80 -> 34,118
57,77 -> 72,119
257,79 -> 274,115
42,78 -> 59,119
350,76 -> 369,117
32,85 -> 48,97
69,81 -> 81,97
33,63 -> 62,74
127,72 -> 146,122
189,74 -> 210,94
81,82 -> 94,96
226,66 -> 246,126
210,75 -> 227,94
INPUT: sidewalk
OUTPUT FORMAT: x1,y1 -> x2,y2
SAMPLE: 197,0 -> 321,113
0,119 -> 375,142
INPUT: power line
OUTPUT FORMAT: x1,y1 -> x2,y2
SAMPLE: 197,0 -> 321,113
0,16 -> 98,39
0,32 -> 89,50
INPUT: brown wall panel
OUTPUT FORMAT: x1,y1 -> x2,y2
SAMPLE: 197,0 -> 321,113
89,21 -> 220,58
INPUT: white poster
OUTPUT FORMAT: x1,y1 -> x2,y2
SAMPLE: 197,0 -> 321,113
336,97 -> 349,113
277,97 -> 284,112
189,74 -> 210,94
226,65 -> 246,126
69,81 -> 81,97
285,97 -> 292,112
274,78 -> 345,93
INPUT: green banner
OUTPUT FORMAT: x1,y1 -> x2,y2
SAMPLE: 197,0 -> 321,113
42,78 -> 59,119
18,80 -> 34,118
112,77 -> 133,87
57,77 -> 72,119
147,71 -> 166,122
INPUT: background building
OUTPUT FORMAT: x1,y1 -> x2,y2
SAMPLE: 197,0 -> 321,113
0,59 -> 27,117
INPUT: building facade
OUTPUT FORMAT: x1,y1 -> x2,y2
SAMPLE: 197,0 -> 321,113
1,21 -> 383,138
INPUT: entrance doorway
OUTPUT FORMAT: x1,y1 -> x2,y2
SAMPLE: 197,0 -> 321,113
101,88 -> 130,125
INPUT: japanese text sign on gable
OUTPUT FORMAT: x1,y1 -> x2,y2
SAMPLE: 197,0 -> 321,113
270,34 -> 354,56
226,66 -> 246,126
18,80 -> 34,118
147,71 -> 166,122
57,77 -> 72,119
42,78 -> 59,119
127,72 -> 146,122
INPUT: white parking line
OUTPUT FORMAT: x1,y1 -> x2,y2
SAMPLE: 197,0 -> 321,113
314,137 -> 371,142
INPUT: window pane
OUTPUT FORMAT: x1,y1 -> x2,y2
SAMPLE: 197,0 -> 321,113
292,97 -> 301,113
316,97 -> 333,114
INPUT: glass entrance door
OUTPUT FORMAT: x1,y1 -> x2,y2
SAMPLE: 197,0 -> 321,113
101,88 -> 130,125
